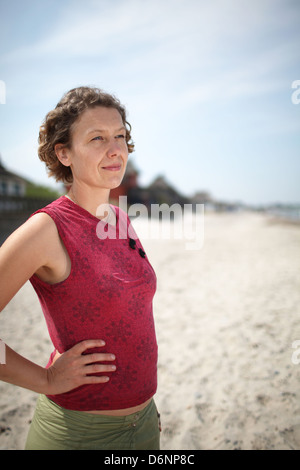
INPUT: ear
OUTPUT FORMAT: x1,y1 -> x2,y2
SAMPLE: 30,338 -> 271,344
54,143 -> 72,167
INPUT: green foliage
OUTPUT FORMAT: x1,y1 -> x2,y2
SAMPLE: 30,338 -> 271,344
25,182 -> 61,199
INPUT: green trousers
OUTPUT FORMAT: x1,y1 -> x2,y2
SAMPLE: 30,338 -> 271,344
25,394 -> 161,450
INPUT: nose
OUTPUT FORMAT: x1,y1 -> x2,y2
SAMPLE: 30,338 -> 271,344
107,138 -> 122,158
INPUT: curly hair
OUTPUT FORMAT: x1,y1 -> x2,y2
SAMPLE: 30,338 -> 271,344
38,86 -> 135,183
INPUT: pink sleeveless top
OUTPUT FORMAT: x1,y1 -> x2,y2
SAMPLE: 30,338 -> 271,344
29,196 -> 157,411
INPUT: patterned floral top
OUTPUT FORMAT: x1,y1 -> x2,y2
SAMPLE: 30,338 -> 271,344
29,196 -> 158,411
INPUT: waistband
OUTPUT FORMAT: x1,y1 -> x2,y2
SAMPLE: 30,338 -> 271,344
40,394 -> 156,427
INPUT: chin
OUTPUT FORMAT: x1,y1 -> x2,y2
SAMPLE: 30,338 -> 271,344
103,180 -> 122,191
111,175 -> 125,188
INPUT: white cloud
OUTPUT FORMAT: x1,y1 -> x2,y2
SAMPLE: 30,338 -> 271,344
2,0 -> 299,105
3,0 -> 296,63
1,0 -> 299,203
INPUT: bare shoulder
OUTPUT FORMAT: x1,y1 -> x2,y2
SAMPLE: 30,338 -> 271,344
19,210 -> 57,235
1,211 -> 58,252
0,212 -> 61,311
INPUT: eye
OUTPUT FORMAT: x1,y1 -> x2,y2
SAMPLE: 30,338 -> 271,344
116,134 -> 126,139
92,136 -> 103,141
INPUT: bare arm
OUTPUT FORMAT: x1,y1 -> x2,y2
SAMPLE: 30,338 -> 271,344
0,213 -> 51,312
0,213 -> 116,395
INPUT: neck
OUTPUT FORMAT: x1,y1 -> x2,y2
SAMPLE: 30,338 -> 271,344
66,184 -> 111,219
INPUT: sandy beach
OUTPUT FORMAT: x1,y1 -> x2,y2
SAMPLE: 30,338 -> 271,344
0,210 -> 300,450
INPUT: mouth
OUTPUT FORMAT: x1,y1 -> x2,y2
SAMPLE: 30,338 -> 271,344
101,164 -> 122,172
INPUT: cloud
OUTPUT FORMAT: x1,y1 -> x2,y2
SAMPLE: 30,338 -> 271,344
1,0 -> 299,203
3,0 -> 296,63
2,0 -> 297,111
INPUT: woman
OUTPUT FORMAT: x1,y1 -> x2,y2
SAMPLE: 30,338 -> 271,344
0,86 -> 160,450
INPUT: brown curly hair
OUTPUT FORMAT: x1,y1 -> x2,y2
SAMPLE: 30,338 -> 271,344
38,86 -> 135,183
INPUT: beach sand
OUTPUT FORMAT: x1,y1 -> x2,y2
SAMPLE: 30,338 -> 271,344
0,210 -> 300,450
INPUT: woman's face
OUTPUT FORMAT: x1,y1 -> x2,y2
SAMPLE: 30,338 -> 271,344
58,106 -> 129,190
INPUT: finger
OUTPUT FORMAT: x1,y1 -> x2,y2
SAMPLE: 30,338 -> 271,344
82,375 -> 111,385
81,353 -> 116,365
70,339 -> 106,355
84,363 -> 117,375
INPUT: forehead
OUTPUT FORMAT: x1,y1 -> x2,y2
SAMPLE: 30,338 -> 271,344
72,106 -> 123,135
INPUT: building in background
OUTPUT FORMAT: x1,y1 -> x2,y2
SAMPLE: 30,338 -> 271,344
0,159 -> 27,197
110,160 -> 190,208
109,160 -> 139,205
0,157 -> 60,245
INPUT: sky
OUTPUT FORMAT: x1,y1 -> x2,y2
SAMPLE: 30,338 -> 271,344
0,0 -> 299,206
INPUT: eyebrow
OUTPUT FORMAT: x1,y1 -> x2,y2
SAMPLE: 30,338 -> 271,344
87,126 -> 126,135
